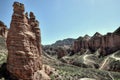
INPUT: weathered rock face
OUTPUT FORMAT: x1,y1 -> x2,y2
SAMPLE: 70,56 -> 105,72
88,32 -> 102,52
6,2 -> 43,80
74,35 -> 91,53
73,28 -> 120,56
0,21 -> 8,38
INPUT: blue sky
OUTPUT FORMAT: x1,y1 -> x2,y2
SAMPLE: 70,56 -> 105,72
0,0 -> 120,45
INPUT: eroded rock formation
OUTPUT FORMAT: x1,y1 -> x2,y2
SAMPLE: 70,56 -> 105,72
0,21 -> 8,38
73,27 -> 120,56
74,35 -> 91,53
6,2 -> 50,80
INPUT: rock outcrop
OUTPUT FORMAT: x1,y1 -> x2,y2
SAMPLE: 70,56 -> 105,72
6,2 -> 50,80
73,27 -> 120,56
74,35 -> 91,53
0,21 -> 8,38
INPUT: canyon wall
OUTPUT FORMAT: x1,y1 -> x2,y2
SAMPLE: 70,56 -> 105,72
74,27 -> 120,55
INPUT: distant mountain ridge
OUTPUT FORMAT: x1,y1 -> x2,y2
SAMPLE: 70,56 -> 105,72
51,38 -> 75,47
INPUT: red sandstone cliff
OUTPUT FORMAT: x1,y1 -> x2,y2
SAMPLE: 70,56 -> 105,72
74,35 -> 91,53
73,27 -> 120,56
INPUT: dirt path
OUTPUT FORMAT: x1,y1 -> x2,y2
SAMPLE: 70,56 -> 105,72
99,51 -> 120,70
83,50 -> 95,64
108,72 -> 114,80
99,51 -> 120,80
99,57 -> 109,70
110,51 -> 120,60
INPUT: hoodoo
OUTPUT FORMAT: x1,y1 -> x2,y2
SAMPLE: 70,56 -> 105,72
6,2 -> 50,80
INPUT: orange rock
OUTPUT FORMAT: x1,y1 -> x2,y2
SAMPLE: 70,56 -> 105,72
6,2 -> 50,80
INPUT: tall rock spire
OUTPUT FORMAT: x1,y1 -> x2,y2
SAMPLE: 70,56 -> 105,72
6,2 -> 45,80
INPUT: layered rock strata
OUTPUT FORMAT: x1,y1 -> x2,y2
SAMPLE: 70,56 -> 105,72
6,2 -> 48,80
74,27 -> 120,55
